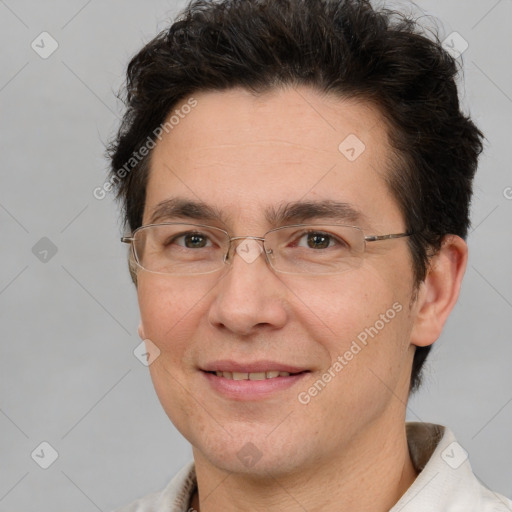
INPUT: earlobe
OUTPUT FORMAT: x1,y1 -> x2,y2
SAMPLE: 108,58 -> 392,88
138,322 -> 146,340
410,235 -> 468,348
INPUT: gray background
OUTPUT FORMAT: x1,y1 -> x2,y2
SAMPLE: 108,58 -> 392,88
0,0 -> 511,510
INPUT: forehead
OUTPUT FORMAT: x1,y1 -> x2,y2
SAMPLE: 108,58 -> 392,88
145,86 -> 403,231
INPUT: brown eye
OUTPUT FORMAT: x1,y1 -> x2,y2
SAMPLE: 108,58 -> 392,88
296,231 -> 346,250
183,233 -> 208,248
308,233 -> 332,249
169,231 -> 213,249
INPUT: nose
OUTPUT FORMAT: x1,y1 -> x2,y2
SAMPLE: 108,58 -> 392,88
208,238 -> 288,336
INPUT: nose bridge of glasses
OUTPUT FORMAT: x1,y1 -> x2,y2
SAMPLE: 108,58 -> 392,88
229,235 -> 266,243
224,235 -> 270,264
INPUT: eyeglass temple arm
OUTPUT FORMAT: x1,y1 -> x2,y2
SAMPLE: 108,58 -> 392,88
121,237 -> 134,244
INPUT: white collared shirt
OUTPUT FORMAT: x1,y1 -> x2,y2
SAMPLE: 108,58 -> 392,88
114,422 -> 512,512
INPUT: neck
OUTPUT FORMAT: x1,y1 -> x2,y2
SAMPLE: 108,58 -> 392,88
190,419 -> 418,512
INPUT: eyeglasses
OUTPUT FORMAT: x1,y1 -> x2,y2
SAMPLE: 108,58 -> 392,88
121,223 -> 413,276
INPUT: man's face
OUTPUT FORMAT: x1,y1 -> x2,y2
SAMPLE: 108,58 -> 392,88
137,86 -> 419,476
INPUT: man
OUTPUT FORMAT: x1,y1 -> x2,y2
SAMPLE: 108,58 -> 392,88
108,0 -> 511,510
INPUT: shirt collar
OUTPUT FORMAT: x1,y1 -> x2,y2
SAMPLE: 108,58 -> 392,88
391,422 -> 511,511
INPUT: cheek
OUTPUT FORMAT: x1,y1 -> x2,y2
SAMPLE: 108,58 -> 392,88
136,274 -> 212,397
136,275 -> 212,431
286,268 -> 404,346
290,269 -> 413,396
296,288 -> 412,429
137,274 -> 211,341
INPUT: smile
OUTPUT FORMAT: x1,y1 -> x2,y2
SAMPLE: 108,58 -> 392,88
212,370 -> 294,380
201,363 -> 310,400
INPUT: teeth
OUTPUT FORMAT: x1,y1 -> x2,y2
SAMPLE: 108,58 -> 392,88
249,372 -> 266,381
214,370 -> 294,380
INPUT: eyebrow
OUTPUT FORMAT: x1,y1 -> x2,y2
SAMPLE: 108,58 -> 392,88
268,199 -> 364,225
148,198 -> 366,227
149,198 -> 230,225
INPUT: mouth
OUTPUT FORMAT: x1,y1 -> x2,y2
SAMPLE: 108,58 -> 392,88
200,361 -> 310,400
206,370 -> 305,380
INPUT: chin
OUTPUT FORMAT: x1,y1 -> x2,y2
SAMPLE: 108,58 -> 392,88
190,425 -> 319,479
200,446 -> 303,478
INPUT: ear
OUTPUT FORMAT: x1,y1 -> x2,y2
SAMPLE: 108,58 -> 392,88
410,235 -> 468,347
138,322 -> 146,340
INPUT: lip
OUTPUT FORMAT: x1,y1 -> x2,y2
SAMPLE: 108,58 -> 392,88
201,360 -> 308,374
200,360 -> 310,401
201,371 -> 309,400
200,359 -> 310,401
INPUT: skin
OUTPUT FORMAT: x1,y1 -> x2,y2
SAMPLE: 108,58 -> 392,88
136,86 -> 467,511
